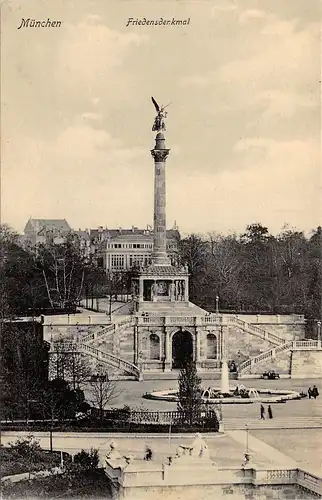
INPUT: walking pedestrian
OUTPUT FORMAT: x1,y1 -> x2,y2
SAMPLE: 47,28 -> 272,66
260,404 -> 265,420
308,387 -> 312,399
312,386 -> 319,399
267,405 -> 273,419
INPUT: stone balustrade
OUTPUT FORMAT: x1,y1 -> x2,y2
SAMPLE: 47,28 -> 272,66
106,462 -> 322,497
293,340 -> 321,350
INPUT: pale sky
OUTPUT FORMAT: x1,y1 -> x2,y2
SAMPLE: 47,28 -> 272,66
1,0 -> 321,236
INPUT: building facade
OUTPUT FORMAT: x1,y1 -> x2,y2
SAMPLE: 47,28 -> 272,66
92,226 -> 180,272
23,218 -> 72,246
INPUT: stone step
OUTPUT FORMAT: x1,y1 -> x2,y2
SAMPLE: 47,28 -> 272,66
223,417 -> 322,430
142,371 -> 238,381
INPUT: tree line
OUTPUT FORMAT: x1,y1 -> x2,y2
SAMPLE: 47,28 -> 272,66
1,222 -> 321,320
180,223 -> 321,320
0,224 -> 132,318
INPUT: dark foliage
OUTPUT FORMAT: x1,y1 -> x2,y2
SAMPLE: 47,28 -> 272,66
0,436 -> 60,478
179,224 -> 322,322
73,449 -> 99,470
177,360 -> 203,426
1,468 -> 112,499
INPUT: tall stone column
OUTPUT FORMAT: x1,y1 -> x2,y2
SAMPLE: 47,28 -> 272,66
151,133 -> 171,266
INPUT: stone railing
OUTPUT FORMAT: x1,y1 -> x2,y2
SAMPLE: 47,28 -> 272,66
82,324 -> 115,343
108,409 -> 219,426
226,314 -> 305,325
239,341 -> 293,373
49,339 -> 140,378
238,339 -> 321,374
227,316 -> 284,346
78,344 -> 140,379
297,469 -> 322,496
82,316 -> 134,344
292,340 -> 320,350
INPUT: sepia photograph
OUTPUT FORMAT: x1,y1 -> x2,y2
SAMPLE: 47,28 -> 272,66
1,0 -> 321,498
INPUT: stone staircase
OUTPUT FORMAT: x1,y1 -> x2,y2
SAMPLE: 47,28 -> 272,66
227,316 -> 285,346
238,341 -> 293,376
78,343 -> 140,379
238,340 -> 320,377
138,301 -> 208,316
81,315 -> 134,346
223,416 -> 322,430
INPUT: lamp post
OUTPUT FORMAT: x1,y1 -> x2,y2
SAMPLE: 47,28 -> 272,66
317,321 -> 321,347
216,295 -> 219,316
243,422 -> 251,466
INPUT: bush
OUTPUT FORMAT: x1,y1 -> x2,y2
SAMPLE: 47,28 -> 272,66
0,436 -> 60,478
74,449 -> 99,470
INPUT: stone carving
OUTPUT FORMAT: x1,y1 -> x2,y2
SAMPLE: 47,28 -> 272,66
190,433 -> 210,459
106,441 -> 122,460
174,433 -> 210,461
151,96 -> 171,132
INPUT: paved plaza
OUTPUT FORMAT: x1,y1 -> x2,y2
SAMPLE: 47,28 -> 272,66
3,377 -> 320,476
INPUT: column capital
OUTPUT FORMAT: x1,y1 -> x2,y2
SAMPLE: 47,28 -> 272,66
151,149 -> 170,162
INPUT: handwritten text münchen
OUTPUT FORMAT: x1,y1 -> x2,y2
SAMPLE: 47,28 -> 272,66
18,18 -> 62,29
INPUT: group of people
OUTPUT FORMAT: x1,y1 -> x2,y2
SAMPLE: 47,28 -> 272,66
308,385 -> 319,399
260,404 -> 273,420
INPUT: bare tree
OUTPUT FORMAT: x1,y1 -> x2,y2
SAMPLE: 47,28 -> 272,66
88,365 -> 122,426
49,338 -> 91,389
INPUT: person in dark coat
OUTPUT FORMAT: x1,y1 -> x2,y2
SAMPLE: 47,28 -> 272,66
308,387 -> 312,399
144,445 -> 153,461
260,404 -> 265,420
267,405 -> 273,419
312,386 -> 319,399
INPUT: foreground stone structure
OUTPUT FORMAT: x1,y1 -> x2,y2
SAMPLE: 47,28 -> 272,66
104,435 -> 322,499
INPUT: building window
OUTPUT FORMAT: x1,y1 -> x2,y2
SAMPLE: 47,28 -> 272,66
150,334 -> 160,360
206,334 -> 217,359
111,254 -> 125,269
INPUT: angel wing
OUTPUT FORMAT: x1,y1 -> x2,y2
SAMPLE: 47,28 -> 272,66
151,96 -> 160,113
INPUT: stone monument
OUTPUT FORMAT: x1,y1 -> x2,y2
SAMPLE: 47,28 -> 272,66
132,98 -> 189,314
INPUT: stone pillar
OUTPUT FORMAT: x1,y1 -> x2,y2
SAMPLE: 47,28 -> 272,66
196,329 -> 201,362
134,326 -> 139,365
152,280 -> 157,302
184,278 -> 189,302
164,329 -> 171,371
139,278 -> 144,302
151,133 -> 171,266
170,280 -> 175,302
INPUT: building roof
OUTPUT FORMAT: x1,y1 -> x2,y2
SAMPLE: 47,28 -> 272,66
138,264 -> 189,277
24,218 -> 71,234
89,228 -> 180,240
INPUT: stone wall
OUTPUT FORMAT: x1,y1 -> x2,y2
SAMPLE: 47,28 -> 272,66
291,350 -> 322,378
120,483 -> 317,499
225,326 -> 273,363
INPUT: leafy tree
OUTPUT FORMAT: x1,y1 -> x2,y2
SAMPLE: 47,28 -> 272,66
177,359 -> 203,426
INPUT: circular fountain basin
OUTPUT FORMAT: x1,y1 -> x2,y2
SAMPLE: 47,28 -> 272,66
144,387 -> 303,404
